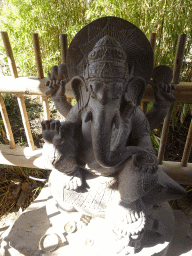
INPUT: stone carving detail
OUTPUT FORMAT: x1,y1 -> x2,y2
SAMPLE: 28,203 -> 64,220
43,17 -> 186,255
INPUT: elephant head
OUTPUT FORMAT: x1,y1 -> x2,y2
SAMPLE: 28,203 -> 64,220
71,36 -> 149,168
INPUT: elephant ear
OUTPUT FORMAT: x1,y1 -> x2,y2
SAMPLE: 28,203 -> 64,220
125,76 -> 146,106
71,76 -> 90,112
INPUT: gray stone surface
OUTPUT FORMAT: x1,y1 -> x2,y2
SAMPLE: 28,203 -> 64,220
1,186 -> 192,256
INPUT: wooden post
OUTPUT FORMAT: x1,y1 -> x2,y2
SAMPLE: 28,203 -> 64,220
158,34 -> 186,164
181,119 -> 192,167
173,34 -> 187,84
0,93 -> 16,149
32,33 -> 50,120
17,93 -> 35,150
42,95 -> 51,120
1,31 -> 18,78
149,33 -> 156,52
1,31 -> 17,148
32,33 -> 44,79
141,33 -> 157,113
60,34 -> 68,64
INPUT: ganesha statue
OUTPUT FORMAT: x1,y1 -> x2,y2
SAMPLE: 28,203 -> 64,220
42,17 -> 186,255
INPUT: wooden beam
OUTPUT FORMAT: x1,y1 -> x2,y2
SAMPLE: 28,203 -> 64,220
60,34 -> 68,64
0,144 -> 191,184
0,76 -> 74,97
17,93 -> 35,150
42,95 -> 50,120
0,93 -> 16,149
0,144 -> 51,169
181,119 -> 192,167
1,31 -> 18,78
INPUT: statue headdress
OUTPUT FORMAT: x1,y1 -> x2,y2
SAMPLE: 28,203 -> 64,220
84,35 -> 129,80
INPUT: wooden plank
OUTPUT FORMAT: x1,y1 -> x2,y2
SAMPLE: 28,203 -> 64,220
0,144 -> 192,184
181,119 -> 192,167
160,161 -> 192,185
17,92 -> 35,150
60,34 -> 68,64
42,95 -> 50,120
0,93 -> 16,149
0,76 -> 74,97
0,144 -> 51,169
1,31 -> 18,78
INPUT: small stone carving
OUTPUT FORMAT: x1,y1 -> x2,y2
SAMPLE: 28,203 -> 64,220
42,17 -> 186,255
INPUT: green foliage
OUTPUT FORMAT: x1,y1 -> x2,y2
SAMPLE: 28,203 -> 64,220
0,0 -> 88,76
1,0 -> 192,78
86,0 -> 192,74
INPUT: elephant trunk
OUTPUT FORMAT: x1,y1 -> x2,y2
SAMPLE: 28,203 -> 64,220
86,102 -> 146,168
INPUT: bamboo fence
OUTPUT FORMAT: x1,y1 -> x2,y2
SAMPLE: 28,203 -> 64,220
0,31 -> 192,185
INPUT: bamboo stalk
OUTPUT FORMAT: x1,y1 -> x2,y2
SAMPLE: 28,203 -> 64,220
149,33 -> 156,52
142,33 -> 157,113
32,33 -> 50,120
158,103 -> 174,164
158,34 -> 186,164
173,34 -> 187,84
0,93 -> 16,149
181,119 -> 192,167
60,34 -> 68,64
17,93 -> 35,150
42,95 -> 50,120
32,33 -> 44,79
1,31 -> 18,78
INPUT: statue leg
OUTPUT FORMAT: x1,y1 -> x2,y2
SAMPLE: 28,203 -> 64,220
105,158 -> 158,254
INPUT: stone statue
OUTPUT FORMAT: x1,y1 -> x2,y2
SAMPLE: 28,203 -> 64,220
42,17 -> 186,255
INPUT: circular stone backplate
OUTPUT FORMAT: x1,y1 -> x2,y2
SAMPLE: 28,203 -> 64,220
66,16 -> 153,83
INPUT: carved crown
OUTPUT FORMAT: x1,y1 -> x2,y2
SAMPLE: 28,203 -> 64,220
85,35 -> 129,80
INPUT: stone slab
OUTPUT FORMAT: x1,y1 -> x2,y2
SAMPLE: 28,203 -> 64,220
1,185 -> 192,256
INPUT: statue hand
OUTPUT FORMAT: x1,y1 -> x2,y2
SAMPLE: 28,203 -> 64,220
45,64 -> 69,100
152,81 -> 176,106
132,151 -> 158,174
41,119 -> 61,143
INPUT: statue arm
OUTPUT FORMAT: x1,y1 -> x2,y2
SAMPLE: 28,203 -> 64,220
130,108 -> 156,155
45,64 -> 72,118
146,102 -> 170,132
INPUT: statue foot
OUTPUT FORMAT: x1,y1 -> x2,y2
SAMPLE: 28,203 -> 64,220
106,199 -> 146,254
63,167 -> 85,191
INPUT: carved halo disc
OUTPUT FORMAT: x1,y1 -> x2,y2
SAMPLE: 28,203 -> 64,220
66,16 -> 154,83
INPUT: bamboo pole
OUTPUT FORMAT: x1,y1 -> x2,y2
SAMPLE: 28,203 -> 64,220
17,93 -> 35,150
158,34 -> 186,164
0,93 -> 16,149
1,31 -> 18,78
173,34 -> 187,85
181,119 -> 192,167
141,33 -> 157,113
60,34 -> 68,64
32,33 -> 44,79
1,31 -> 17,148
32,33 -> 50,120
42,95 -> 50,120
149,33 -> 156,52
